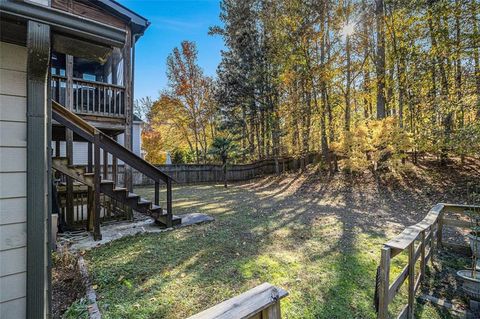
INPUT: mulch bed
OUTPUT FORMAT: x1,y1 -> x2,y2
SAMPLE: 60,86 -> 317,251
52,250 -> 85,319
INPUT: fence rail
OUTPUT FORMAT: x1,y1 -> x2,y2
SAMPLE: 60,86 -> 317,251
375,203 -> 480,319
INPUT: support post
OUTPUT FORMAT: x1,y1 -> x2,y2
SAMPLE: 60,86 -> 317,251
103,148 -> 108,180
166,178 -> 173,228
123,27 -> 133,219
408,243 -> 415,319
112,155 -> 118,185
65,54 -> 74,226
261,302 -> 281,319
26,20 -> 50,319
154,181 -> 159,206
437,211 -> 444,248
55,140 -> 60,157
420,231 -> 426,280
377,246 -> 390,319
93,133 -> 102,240
87,142 -> 93,231
430,224 -> 435,265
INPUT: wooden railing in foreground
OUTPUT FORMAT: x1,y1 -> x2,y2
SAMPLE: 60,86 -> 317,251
188,283 -> 288,319
375,203 -> 480,319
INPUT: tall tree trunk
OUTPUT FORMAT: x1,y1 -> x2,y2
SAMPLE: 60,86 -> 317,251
345,33 -> 352,131
472,0 -> 480,120
429,2 -> 451,165
375,0 -> 387,119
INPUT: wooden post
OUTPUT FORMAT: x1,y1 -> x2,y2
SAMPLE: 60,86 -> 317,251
430,224 -> 435,265
87,142 -> 93,231
123,27 -> 133,189
154,181 -> 159,206
437,211 -> 444,248
93,133 -> 102,240
377,246 -> 390,319
123,28 -> 133,219
408,243 -> 415,319
261,302 -> 281,319
87,142 -> 93,173
112,156 -> 118,185
166,178 -> 173,228
103,148 -> 108,180
65,54 -> 74,226
420,231 -> 426,280
55,140 -> 60,157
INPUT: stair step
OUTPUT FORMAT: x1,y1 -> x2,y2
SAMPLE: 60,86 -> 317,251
101,180 -> 114,184
127,192 -> 139,199
52,156 -> 68,162
113,187 -> 128,193
155,215 -> 182,227
137,198 -> 151,206
83,173 -> 94,177
151,204 -> 161,210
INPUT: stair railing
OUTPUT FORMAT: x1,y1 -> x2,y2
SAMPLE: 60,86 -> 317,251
52,100 -> 174,239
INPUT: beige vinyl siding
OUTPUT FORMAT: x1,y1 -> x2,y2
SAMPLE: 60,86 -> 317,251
0,41 -> 28,319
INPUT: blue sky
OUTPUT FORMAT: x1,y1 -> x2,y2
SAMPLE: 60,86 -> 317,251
118,0 -> 224,100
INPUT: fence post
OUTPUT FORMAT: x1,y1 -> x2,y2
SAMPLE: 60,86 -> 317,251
261,302 -> 281,319
430,224 -> 435,265
420,230 -> 426,280
408,243 -> 415,319
437,211 -> 444,248
377,246 -> 390,319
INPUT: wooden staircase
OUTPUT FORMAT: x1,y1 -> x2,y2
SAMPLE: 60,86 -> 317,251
52,101 -> 181,240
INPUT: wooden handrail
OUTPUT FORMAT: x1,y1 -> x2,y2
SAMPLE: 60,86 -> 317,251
188,283 -> 288,319
52,100 -> 172,184
376,203 -> 480,319
52,74 -> 126,89
53,100 -> 95,136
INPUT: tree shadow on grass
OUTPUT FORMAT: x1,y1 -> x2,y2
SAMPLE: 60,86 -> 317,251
89,158 -> 480,318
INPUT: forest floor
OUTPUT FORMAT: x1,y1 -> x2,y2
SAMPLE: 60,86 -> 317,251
75,156 -> 479,319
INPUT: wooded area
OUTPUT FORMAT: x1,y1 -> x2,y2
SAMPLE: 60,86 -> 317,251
141,0 -> 480,173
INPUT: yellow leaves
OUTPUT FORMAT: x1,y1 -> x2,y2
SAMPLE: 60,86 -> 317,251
334,117 -> 413,174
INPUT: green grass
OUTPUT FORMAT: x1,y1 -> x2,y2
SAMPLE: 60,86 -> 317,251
83,183 -> 457,318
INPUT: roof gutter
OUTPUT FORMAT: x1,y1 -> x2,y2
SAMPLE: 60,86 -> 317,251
0,0 -> 126,47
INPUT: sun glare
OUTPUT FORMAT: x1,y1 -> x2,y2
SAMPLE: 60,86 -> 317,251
341,22 -> 355,37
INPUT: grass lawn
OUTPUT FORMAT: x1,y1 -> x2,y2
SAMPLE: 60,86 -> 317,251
81,162 -> 478,318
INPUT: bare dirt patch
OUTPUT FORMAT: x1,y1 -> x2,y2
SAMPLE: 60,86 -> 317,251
52,250 -> 85,319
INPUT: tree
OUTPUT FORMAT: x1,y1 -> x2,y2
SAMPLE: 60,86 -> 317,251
143,0 -> 480,168
166,41 -> 216,163
209,137 -> 237,188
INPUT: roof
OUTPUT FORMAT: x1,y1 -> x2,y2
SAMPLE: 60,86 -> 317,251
92,0 -> 150,37
133,114 -> 143,123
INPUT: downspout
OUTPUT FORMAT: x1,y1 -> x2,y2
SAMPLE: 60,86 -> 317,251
26,20 -> 50,319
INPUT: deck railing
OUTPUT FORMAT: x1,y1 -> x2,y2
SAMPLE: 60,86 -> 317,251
375,203 -> 480,319
51,74 -> 125,118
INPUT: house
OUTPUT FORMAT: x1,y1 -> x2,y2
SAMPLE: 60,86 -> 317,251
0,1 -> 178,318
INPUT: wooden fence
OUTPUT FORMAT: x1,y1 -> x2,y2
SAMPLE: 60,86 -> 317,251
375,203 -> 479,319
133,153 -> 321,185
188,283 -> 288,319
